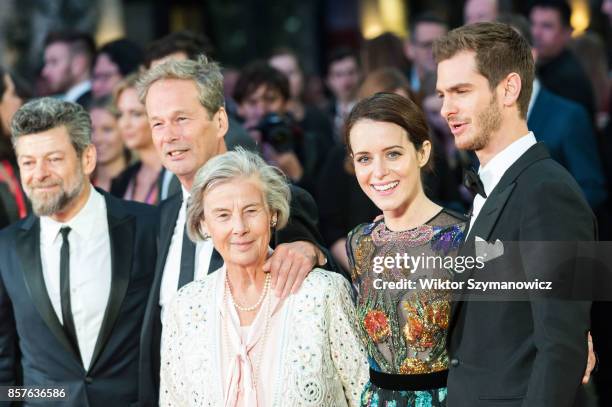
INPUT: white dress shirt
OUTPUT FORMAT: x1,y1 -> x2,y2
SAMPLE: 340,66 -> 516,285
468,132 -> 537,234
63,80 -> 91,103
39,186 -> 111,369
159,186 -> 214,321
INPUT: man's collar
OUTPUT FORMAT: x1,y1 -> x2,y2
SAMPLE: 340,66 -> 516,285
40,184 -> 105,244
479,132 -> 537,195
64,80 -> 91,103
181,184 -> 190,201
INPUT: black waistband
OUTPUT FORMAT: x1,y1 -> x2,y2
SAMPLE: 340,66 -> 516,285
369,368 -> 448,391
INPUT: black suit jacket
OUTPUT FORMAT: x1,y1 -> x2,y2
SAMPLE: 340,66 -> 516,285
447,143 -> 595,406
0,191 -> 158,407
75,89 -> 93,110
138,184 -> 336,406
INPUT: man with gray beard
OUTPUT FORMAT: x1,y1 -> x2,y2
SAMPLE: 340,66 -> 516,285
0,98 -> 157,406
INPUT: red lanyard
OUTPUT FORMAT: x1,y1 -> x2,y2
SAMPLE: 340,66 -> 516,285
0,160 -> 27,218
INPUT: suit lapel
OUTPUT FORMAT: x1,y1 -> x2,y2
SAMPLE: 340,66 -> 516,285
466,183 -> 516,243
451,142 -> 551,322
464,142 -> 551,245
88,194 -> 133,371
139,192 -> 182,379
17,216 -> 82,363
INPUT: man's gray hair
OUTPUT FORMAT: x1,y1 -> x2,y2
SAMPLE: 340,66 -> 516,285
11,98 -> 92,156
186,148 -> 291,242
137,55 -> 224,117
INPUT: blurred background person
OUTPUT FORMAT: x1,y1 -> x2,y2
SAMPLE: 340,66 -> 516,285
604,0 -> 612,25
568,33 -> 610,130
464,0 -> 499,24
325,48 -> 362,141
360,32 -> 409,77
233,61 -> 321,195
269,47 -> 335,151
143,30 -> 214,70
500,13 -> 607,210
530,0 -> 596,120
0,68 -> 29,229
41,31 -> 95,108
403,13 -> 449,96
111,73 -> 163,204
358,68 -> 413,100
89,97 -> 129,192
302,72 -> 330,111
91,38 -> 144,100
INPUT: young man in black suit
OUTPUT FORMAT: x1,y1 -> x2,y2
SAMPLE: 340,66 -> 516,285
0,98 -> 157,406
435,22 -> 596,406
136,55 -> 335,406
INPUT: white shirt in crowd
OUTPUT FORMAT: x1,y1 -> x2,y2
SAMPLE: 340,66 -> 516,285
159,186 -> 214,321
39,185 -> 111,369
468,132 -> 537,234
63,80 -> 91,103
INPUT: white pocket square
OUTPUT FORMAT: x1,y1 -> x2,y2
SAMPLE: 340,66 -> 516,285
475,236 -> 504,262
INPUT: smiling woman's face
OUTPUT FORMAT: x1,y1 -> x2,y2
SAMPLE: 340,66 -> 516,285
117,87 -> 152,151
349,119 -> 427,218
201,176 -> 273,270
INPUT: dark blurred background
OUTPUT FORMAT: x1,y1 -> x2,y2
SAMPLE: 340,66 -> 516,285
0,0 -> 609,82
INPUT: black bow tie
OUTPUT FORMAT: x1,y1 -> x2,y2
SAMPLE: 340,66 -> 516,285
463,168 -> 487,198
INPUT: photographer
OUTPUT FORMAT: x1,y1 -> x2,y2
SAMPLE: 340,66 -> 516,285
233,61 -> 320,196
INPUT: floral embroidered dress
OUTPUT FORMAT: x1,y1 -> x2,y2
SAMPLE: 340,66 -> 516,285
347,209 -> 466,407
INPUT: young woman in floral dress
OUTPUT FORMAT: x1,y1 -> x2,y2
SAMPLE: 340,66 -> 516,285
345,93 -> 466,407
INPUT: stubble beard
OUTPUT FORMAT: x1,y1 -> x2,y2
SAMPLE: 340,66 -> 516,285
467,92 -> 502,151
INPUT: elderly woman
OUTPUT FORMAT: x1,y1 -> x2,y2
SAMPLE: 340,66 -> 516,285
160,148 -> 368,406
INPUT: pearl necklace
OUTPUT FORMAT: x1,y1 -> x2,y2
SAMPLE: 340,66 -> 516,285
226,273 -> 271,312
222,279 -> 274,389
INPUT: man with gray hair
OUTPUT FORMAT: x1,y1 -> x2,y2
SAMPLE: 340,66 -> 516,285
136,55 -> 336,405
0,98 -> 158,406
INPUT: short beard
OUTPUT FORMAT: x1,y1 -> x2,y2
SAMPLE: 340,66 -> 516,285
469,92 -> 502,151
29,173 -> 85,217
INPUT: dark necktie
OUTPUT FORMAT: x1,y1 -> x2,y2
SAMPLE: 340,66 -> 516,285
59,227 -> 80,358
463,168 -> 487,198
178,222 -> 196,289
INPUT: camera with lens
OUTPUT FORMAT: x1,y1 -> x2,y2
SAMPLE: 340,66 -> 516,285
255,113 -> 302,153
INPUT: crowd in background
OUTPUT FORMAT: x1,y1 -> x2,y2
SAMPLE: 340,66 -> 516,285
0,0 -> 610,268
0,0 -> 610,405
